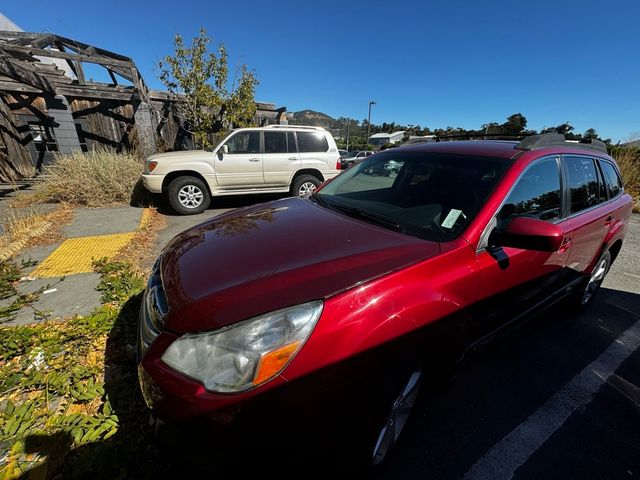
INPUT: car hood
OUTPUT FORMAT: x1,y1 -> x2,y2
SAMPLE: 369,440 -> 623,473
161,197 -> 440,333
148,150 -> 212,163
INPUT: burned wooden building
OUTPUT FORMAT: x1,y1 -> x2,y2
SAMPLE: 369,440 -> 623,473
0,30 -> 287,183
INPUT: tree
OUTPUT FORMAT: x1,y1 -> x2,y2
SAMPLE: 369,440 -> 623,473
583,128 -> 598,140
501,113 -> 527,134
159,29 -> 259,149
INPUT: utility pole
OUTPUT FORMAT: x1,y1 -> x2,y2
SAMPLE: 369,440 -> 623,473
346,121 -> 350,151
366,100 -> 376,147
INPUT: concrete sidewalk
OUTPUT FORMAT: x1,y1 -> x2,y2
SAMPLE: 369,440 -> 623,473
2,206 -> 146,325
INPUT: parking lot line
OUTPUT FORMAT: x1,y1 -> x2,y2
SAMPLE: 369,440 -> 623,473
463,316 -> 640,480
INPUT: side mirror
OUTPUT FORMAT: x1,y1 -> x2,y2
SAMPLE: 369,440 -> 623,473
490,217 -> 564,252
220,144 -> 229,155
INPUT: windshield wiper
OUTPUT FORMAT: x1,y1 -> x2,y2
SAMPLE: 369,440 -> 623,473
326,201 -> 414,235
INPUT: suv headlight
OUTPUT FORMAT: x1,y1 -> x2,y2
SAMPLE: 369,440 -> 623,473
161,301 -> 323,393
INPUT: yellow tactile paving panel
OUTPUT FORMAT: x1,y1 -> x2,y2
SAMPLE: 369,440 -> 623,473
31,232 -> 136,278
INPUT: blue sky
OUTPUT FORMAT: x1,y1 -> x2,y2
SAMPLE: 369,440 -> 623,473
2,0 -> 638,141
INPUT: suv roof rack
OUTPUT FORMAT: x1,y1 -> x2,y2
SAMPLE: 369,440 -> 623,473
515,133 -> 608,154
264,125 -> 327,131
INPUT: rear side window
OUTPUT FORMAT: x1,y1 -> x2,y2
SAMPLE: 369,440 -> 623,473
599,160 -> 623,198
225,131 -> 260,154
499,157 -> 561,223
264,132 -> 287,154
565,156 -> 605,213
297,132 -> 329,153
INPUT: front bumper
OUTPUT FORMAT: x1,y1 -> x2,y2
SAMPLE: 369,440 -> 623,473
141,173 -> 164,193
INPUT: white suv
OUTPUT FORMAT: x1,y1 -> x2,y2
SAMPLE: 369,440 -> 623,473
141,125 -> 341,214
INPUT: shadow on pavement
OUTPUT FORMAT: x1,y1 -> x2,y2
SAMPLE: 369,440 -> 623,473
19,285 -> 639,478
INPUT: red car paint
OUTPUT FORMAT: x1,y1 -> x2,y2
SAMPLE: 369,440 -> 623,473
138,139 -> 632,438
160,199 -> 440,334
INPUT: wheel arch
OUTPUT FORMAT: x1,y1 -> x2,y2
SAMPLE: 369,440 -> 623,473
608,239 -> 623,264
162,170 -> 212,195
291,169 -> 324,183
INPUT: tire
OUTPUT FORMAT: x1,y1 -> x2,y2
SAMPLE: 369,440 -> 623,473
370,368 -> 422,466
570,250 -> 611,308
167,176 -> 211,215
290,174 -> 321,198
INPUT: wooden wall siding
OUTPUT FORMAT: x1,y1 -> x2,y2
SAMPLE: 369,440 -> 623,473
3,92 -> 48,118
0,94 -> 36,182
69,97 -> 135,152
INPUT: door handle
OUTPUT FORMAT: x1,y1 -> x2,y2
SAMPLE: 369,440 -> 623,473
248,158 -> 260,162
288,157 -> 298,161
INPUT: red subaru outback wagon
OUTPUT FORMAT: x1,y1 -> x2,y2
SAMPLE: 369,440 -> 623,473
138,133 -> 631,466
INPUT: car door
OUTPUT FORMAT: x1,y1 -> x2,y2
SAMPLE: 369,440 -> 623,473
561,155 -> 610,275
297,131 -> 330,171
263,131 -> 300,187
215,131 -> 263,188
470,156 -> 572,343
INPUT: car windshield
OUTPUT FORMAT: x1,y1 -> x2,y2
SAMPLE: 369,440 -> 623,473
313,151 -> 510,241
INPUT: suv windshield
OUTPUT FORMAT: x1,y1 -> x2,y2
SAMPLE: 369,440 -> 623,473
314,151 -> 510,241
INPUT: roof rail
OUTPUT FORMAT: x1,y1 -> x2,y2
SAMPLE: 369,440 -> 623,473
264,125 -> 327,131
515,133 -> 608,154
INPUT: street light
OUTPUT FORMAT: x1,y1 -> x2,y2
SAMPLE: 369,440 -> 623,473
367,100 -> 376,147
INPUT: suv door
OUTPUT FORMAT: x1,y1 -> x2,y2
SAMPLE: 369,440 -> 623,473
471,156 -> 571,343
216,131 -> 263,187
561,155 -> 610,275
263,131 -> 300,187
297,131 -> 330,172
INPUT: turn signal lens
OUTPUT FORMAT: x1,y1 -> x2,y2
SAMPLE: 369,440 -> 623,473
253,341 -> 301,386
147,161 -> 158,173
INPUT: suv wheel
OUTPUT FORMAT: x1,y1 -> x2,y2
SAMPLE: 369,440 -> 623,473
167,176 -> 211,215
291,175 -> 321,198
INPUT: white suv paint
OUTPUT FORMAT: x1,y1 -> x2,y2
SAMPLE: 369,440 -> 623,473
141,125 -> 341,215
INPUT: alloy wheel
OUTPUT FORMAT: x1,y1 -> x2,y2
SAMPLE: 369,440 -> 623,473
298,182 -> 317,197
178,185 -> 204,209
582,257 -> 609,305
372,370 -> 422,465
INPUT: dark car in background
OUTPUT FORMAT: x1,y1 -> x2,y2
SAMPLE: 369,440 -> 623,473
138,133 -> 631,469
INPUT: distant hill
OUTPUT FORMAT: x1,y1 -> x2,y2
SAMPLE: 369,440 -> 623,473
288,110 -> 336,129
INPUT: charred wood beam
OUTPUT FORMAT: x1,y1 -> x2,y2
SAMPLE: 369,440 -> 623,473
0,55 -> 54,91
57,86 -> 137,101
103,64 -> 135,84
0,80 -> 42,93
1,44 -> 135,69
51,34 -> 132,62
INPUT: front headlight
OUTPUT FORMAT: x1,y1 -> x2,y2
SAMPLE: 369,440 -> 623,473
161,301 -> 323,393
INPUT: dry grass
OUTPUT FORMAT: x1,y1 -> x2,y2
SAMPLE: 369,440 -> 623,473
0,205 -> 73,261
114,207 -> 166,273
612,147 -> 640,213
28,150 -> 144,207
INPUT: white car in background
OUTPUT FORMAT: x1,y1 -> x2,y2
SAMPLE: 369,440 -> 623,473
141,126 -> 341,214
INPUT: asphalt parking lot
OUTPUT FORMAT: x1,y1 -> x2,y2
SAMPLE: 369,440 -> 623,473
156,203 -> 640,479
